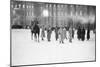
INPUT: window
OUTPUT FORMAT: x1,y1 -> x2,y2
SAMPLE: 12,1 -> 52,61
29,5 -> 31,8
80,11 -> 82,16
27,12 -> 28,16
11,4 -> 13,8
32,5 -> 34,8
53,4 -> 56,8
46,4 -> 48,8
15,4 -> 17,8
19,4 -> 21,8
32,12 -> 34,16
49,4 -> 52,7
27,5 -> 29,8
57,5 -> 59,8
61,5 -> 63,8
23,4 -> 25,8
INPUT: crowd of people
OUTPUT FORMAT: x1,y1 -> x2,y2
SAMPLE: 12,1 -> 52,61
31,19 -> 92,43
40,25 -> 91,44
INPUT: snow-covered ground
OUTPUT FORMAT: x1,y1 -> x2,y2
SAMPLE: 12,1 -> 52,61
11,29 -> 95,66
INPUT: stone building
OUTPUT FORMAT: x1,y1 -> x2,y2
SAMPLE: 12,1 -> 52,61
10,0 -> 96,29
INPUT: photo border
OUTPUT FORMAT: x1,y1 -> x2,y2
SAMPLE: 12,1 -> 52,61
10,0 -> 96,67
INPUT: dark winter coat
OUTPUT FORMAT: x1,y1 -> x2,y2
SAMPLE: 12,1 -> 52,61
47,28 -> 52,41
77,27 -> 81,40
55,27 -> 59,40
81,28 -> 85,41
87,29 -> 90,40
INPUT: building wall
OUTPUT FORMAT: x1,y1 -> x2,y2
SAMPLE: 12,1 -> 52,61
10,0 -> 96,28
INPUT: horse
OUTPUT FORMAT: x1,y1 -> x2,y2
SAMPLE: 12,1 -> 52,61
31,21 -> 40,42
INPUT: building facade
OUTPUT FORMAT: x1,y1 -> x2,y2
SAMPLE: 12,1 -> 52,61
10,0 -> 96,28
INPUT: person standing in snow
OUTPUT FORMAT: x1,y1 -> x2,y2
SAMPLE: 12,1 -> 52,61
72,27 -> 75,39
41,25 -> 45,41
58,27 -> 64,44
69,26 -> 73,43
55,26 -> 59,41
47,26 -> 52,42
77,26 -> 81,40
63,27 -> 67,40
81,26 -> 85,41
87,27 -> 90,40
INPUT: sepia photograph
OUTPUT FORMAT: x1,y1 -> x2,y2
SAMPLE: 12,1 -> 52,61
10,0 -> 96,66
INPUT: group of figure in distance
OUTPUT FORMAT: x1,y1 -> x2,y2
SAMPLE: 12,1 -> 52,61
31,18 -> 91,44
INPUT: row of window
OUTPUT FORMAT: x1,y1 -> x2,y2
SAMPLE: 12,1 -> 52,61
11,4 -> 90,17
11,3 -> 87,12
12,9 -> 85,17
11,4 -> 34,9
25,11 -> 84,17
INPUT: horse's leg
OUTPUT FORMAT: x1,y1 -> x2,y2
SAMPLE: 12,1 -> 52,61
31,32 -> 33,40
36,34 -> 37,41
38,29 -> 40,42
38,33 -> 39,42
34,33 -> 37,41
34,33 -> 35,41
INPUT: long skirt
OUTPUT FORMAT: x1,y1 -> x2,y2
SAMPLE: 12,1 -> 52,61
41,31 -> 45,38
55,33 -> 58,40
47,32 -> 51,41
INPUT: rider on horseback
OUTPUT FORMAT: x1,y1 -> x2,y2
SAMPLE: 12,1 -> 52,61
31,18 -> 40,42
